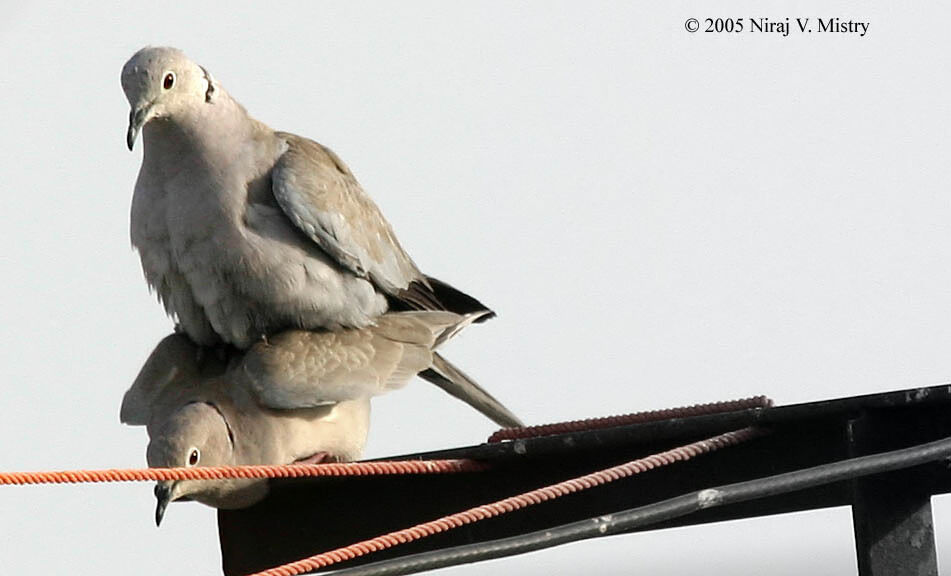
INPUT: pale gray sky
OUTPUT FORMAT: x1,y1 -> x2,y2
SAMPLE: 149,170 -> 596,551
2,2 -> 950,574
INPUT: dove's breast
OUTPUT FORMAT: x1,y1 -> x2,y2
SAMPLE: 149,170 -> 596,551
131,162 -> 221,345
231,399 -> 371,466
150,146 -> 386,348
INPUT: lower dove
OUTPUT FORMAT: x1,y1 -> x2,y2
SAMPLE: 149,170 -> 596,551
120,311 -> 521,524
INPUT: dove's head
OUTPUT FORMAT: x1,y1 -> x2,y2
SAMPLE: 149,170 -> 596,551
147,401 -> 248,526
121,46 -> 217,151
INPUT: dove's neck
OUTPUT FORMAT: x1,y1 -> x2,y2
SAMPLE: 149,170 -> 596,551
141,90 -> 266,176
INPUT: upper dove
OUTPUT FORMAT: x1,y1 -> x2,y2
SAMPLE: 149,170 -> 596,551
121,46 -> 494,349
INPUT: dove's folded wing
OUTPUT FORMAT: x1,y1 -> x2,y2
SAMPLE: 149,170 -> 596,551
271,135 -> 422,294
240,323 -> 434,410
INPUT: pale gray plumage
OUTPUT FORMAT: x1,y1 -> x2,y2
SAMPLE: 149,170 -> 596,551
121,311 -> 521,522
121,334 -> 370,519
121,46 -> 493,349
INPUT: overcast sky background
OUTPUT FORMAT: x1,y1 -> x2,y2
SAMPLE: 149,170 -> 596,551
2,2 -> 951,574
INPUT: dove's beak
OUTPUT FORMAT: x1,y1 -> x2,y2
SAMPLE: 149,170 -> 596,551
154,481 -> 176,526
126,103 -> 152,151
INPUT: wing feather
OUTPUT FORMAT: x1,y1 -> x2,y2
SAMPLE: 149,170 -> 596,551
242,326 -> 430,409
271,134 -> 422,293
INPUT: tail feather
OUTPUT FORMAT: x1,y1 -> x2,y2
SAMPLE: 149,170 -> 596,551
433,310 -> 492,349
425,276 -> 496,322
390,275 -> 496,322
420,352 -> 523,428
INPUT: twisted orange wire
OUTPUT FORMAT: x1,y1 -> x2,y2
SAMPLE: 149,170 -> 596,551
249,427 -> 761,576
0,459 -> 484,486
489,396 -> 772,442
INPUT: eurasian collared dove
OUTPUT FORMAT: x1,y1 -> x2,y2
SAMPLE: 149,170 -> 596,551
121,311 -> 521,524
121,46 -> 494,350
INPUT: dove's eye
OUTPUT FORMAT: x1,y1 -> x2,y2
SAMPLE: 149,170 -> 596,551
186,448 -> 200,467
163,72 -> 175,90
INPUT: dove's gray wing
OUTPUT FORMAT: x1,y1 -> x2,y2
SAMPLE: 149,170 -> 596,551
241,317 -> 441,410
120,334 -> 223,425
270,134 -> 497,317
271,134 -> 424,295
243,311 -> 523,426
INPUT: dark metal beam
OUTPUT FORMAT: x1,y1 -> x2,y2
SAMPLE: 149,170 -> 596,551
218,384 -> 951,576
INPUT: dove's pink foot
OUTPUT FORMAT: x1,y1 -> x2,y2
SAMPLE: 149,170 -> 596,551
292,452 -> 335,465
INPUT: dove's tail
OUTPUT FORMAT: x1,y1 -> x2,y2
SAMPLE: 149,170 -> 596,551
419,353 -> 524,428
424,276 -> 496,322
392,275 -> 496,322
432,310 -> 492,348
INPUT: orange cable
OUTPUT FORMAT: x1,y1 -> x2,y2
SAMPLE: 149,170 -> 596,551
0,459 -> 483,486
248,426 -> 761,576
